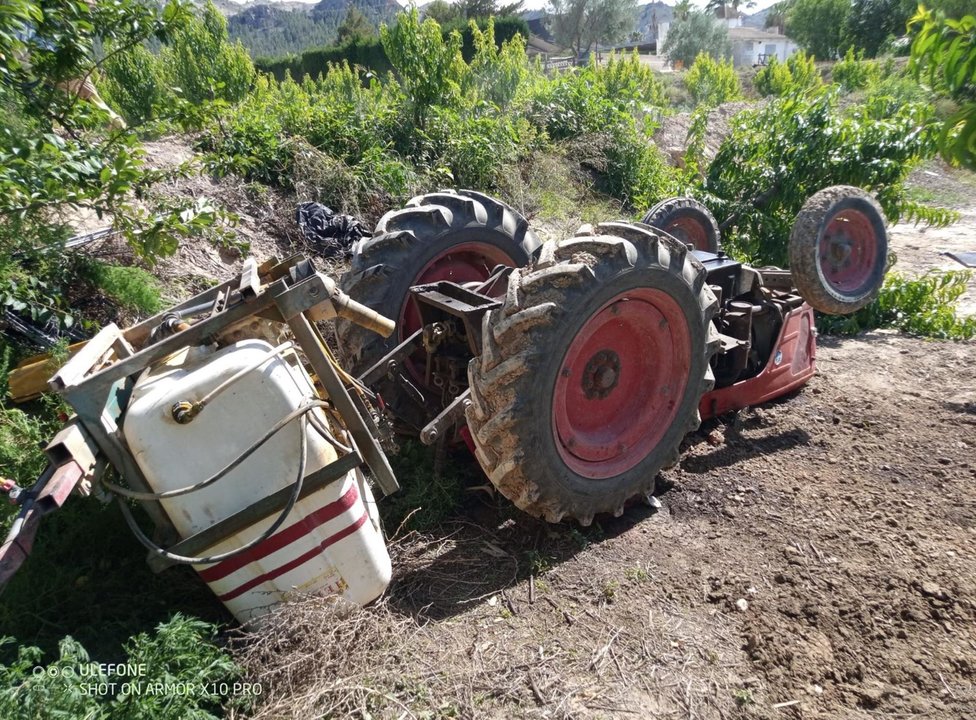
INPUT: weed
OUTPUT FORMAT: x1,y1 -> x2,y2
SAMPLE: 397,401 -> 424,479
525,550 -> 552,576
602,580 -> 620,602
0,615 -> 244,719
818,271 -> 976,339
734,688 -> 754,706
76,261 -> 164,316
382,440 -> 469,533
567,528 -> 590,551
625,566 -> 650,583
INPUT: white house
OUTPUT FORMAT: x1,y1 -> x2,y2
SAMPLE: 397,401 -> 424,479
728,26 -> 799,67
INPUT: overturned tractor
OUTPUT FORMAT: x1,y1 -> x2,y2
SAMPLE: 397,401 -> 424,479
337,186 -> 888,525
0,187 -> 888,621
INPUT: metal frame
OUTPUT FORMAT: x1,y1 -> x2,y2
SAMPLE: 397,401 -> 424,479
41,255 -> 398,573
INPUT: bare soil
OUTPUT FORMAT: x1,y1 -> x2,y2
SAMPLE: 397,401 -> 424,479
239,328 -> 976,720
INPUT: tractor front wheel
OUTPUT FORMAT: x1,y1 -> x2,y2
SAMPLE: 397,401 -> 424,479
789,186 -> 889,315
466,224 -> 719,525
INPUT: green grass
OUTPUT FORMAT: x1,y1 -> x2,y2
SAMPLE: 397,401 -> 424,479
78,262 -> 164,315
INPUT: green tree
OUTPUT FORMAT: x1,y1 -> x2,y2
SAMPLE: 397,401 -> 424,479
380,8 -> 468,128
100,43 -> 169,126
910,7 -> 976,169
161,0 -> 255,105
764,1 -> 789,33
844,0 -> 916,57
786,0 -> 851,59
336,6 -> 376,44
425,0 -> 462,25
661,10 -> 732,68
0,0 -> 219,336
458,0 -> 525,19
705,0 -> 756,20
548,0 -> 639,57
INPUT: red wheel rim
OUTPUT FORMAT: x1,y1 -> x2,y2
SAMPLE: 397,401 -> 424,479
552,288 -> 691,480
399,242 -> 515,383
818,210 -> 879,296
665,216 -> 709,251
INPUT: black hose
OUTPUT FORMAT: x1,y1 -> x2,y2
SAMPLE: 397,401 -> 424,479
116,414 -> 310,565
102,401 -> 329,500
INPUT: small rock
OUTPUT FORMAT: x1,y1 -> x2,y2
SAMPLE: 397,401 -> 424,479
735,598 -> 749,612
707,429 -> 725,446
920,581 -> 945,599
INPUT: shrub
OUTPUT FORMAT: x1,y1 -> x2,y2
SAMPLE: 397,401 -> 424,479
418,107 -> 523,189
818,271 -> 976,339
754,52 -> 821,97
832,47 -> 881,91
596,51 -> 667,111
380,8 -> 468,128
704,91 -> 951,266
0,615 -> 244,720
161,0 -> 256,106
685,52 -> 741,107
786,51 -> 822,91
754,56 -> 793,96
100,44 -> 169,126
469,19 -> 529,108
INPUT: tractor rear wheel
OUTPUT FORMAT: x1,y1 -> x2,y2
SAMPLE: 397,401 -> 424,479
789,186 -> 888,315
466,223 -> 720,525
641,197 -> 721,253
337,190 -> 541,378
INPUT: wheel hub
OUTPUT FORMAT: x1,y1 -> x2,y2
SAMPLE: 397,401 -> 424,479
582,350 -> 621,399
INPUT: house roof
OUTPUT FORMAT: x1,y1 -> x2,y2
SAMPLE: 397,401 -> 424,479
728,26 -> 791,42
526,34 -> 566,56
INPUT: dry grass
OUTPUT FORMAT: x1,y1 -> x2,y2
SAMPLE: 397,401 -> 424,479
228,521 -> 748,719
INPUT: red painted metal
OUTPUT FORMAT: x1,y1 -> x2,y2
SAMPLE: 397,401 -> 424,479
819,210 -> 879,296
700,303 -> 817,419
0,461 -> 84,586
665,216 -> 709,252
552,289 -> 691,479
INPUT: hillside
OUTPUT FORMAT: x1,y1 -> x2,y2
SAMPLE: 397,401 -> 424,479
226,0 -> 400,57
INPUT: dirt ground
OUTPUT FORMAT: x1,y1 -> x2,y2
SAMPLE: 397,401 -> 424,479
237,326 -> 975,720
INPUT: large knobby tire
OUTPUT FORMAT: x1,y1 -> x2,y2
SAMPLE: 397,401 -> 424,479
466,223 -> 720,525
789,186 -> 889,315
337,190 -> 541,376
641,197 -> 721,253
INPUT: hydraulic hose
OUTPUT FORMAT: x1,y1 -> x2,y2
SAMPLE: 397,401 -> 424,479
116,414 -> 310,565
102,400 -> 328,501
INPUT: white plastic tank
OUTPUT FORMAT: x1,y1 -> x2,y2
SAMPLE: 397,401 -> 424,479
123,339 -> 391,623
